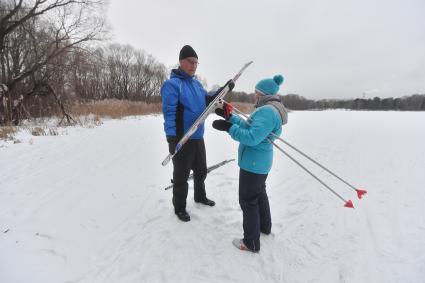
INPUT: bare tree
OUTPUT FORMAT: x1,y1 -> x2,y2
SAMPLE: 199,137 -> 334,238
69,43 -> 167,103
0,0 -> 107,125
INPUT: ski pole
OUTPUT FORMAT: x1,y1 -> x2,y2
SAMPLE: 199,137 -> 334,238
275,137 -> 367,199
227,102 -> 367,200
164,159 -> 235,190
220,103 -> 354,208
270,140 -> 353,208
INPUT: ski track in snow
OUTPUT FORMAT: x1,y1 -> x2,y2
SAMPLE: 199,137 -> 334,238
1,112 -> 425,283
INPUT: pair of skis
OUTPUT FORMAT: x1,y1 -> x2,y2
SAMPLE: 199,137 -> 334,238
161,61 -> 253,166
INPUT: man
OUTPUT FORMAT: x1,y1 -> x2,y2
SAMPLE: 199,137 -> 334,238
161,45 -> 232,222
212,74 -> 287,252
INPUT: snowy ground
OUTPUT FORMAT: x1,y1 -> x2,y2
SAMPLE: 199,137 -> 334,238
1,111 -> 425,283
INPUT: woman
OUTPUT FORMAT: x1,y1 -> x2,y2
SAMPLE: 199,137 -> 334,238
212,74 -> 287,252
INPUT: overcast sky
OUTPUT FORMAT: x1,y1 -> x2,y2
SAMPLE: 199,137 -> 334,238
106,0 -> 425,99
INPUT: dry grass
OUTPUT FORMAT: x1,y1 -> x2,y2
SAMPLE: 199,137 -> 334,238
29,126 -> 59,136
71,99 -> 162,119
0,126 -> 16,140
71,100 -> 255,120
31,127 -> 45,136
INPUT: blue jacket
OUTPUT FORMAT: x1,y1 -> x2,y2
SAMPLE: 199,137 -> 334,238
161,69 -> 209,139
228,105 -> 283,174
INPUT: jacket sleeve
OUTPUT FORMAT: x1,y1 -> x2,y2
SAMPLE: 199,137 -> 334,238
161,81 -> 178,137
229,113 -> 245,126
228,108 -> 275,146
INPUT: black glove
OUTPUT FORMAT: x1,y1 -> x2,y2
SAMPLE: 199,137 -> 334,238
167,136 -> 177,154
212,120 -> 232,132
224,79 -> 235,92
215,108 -> 226,119
213,79 -> 235,97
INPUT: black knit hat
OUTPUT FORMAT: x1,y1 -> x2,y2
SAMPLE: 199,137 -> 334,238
179,45 -> 198,60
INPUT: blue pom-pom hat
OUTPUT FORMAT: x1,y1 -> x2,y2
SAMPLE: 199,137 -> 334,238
255,74 -> 284,95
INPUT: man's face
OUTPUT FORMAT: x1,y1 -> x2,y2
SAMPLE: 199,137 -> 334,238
179,57 -> 198,76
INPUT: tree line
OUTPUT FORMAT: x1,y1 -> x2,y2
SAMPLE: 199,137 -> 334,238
224,92 -> 425,111
280,94 -> 425,111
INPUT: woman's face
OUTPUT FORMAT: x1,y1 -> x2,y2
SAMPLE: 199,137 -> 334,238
255,91 -> 264,103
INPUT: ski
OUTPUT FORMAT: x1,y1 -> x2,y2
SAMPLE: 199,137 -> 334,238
161,61 -> 253,166
164,159 -> 235,190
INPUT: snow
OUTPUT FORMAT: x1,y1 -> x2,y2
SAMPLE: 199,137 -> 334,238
1,111 -> 425,283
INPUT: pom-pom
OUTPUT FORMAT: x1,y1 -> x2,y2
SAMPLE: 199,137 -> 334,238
273,75 -> 284,86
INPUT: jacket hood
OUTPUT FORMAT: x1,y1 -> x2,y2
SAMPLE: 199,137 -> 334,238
255,95 -> 288,125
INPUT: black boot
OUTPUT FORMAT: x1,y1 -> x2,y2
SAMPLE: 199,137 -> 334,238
195,198 -> 215,206
175,211 -> 191,222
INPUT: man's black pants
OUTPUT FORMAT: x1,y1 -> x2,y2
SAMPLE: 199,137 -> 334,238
172,139 -> 207,213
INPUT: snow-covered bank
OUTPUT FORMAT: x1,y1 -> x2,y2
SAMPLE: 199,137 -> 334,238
1,111 -> 424,283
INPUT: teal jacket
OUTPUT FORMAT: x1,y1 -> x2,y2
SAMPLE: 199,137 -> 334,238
228,104 -> 283,174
